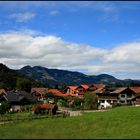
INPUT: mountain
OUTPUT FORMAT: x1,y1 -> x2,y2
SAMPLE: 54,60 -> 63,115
18,65 -> 125,87
0,63 -> 43,90
1,63 -> 140,88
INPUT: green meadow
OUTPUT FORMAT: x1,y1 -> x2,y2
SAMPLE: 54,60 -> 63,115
0,106 -> 140,139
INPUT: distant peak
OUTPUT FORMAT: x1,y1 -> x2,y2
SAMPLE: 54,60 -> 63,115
0,63 -> 9,70
98,74 -> 115,77
33,66 -> 48,70
22,65 -> 32,69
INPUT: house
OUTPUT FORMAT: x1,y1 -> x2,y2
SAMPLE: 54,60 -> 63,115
131,95 -> 140,106
87,85 -> 97,91
110,87 -> 136,105
76,84 -> 89,95
96,87 -> 118,105
32,103 -> 58,115
96,87 -> 136,108
1,90 -> 38,112
31,88 -> 48,101
87,84 -> 106,92
64,86 -> 78,95
130,87 -> 140,106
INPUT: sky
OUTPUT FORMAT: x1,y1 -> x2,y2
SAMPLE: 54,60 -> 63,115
0,1 -> 140,80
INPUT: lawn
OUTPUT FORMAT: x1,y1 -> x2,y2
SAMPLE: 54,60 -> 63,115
0,106 -> 140,139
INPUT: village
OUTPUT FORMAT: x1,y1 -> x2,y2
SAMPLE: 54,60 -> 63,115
0,83 -> 140,117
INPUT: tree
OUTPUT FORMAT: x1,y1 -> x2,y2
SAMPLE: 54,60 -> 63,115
55,84 -> 59,89
44,92 -> 56,99
83,92 -> 97,110
16,78 -> 31,92
0,101 -> 11,114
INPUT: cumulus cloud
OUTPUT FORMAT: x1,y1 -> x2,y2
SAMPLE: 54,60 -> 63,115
0,31 -> 105,68
104,42 -> 140,64
9,13 -> 36,22
0,30 -> 140,79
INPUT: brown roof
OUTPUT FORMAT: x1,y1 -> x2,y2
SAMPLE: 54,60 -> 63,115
88,87 -> 97,91
110,87 -> 128,94
93,84 -> 106,89
31,88 -> 48,95
94,87 -> 105,94
0,89 -> 6,95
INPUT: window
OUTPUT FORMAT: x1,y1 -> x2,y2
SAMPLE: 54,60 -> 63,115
120,94 -> 126,98
101,100 -> 105,103
120,100 -> 125,104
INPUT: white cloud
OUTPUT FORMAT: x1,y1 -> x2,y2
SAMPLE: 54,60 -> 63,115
104,42 -> 140,64
49,10 -> 60,15
0,31 -> 105,68
0,30 -> 140,79
9,13 -> 36,22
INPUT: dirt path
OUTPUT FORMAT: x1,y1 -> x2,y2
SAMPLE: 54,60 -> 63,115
82,109 -> 108,113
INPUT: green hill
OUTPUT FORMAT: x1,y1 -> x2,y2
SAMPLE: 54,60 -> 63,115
0,63 -> 43,90
0,106 -> 140,139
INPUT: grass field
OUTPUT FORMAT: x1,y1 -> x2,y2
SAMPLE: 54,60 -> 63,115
0,106 -> 140,139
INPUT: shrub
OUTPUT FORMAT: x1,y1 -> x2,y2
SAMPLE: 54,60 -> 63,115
0,101 -> 11,114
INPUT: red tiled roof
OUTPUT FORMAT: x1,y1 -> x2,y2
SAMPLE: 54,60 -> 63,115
32,104 -> 54,111
31,88 -> 48,95
49,89 -> 79,97
67,86 -> 78,90
131,87 -> 140,94
0,89 -> 6,95
49,89 -> 69,97
40,104 -> 54,109
80,84 -> 89,89
68,93 -> 78,97
49,89 -> 63,95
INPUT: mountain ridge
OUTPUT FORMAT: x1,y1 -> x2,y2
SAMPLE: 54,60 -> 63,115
1,63 -> 140,88
18,65 -> 131,87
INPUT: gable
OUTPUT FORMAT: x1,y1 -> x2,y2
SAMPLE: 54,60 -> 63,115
120,88 -> 136,95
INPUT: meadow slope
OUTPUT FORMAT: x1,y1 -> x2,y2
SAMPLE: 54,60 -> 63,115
0,106 -> 140,139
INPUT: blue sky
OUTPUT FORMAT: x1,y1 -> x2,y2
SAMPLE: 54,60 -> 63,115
0,1 -> 140,79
